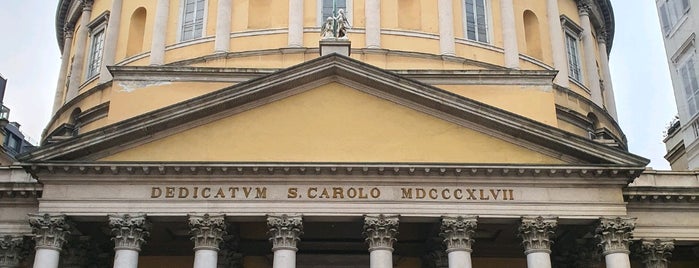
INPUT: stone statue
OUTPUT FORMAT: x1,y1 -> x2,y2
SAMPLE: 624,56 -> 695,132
321,17 -> 335,39
335,9 -> 351,39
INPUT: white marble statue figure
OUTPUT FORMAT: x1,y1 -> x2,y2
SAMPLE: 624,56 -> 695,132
335,9 -> 351,39
320,17 -> 335,39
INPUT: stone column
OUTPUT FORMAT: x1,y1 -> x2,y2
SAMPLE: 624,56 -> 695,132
28,214 -> 70,268
500,0 -> 519,69
363,215 -> 399,268
215,0 -> 233,52
109,214 -> 150,268
52,27 -> 74,113
440,216 -> 477,268
287,0 -> 304,48
518,216 -> 557,268
437,0 -> 455,56
0,235 -> 25,268
639,239 -> 674,268
365,0 -> 381,49
597,31 -> 618,119
189,214 -> 227,268
66,0 -> 94,102
267,215 -> 303,268
595,217 -> 635,268
545,0 -> 570,87
150,0 -> 170,65
99,0 -> 124,83
577,1 -> 603,106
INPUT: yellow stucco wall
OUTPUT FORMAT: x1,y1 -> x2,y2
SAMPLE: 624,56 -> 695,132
101,82 -> 564,164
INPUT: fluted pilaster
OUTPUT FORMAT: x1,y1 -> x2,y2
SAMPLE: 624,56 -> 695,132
640,239 -> 674,268
109,214 -> 150,251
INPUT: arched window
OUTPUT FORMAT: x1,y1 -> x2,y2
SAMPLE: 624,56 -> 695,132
127,7 -> 147,57
523,10 -> 542,60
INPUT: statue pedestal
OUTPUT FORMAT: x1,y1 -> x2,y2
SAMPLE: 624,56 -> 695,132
319,39 -> 351,57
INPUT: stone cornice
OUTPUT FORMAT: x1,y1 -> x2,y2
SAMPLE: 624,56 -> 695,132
22,162 -> 644,181
624,187 -> 699,203
0,183 -> 42,199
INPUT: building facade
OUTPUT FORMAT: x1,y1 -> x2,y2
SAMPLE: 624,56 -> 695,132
0,0 -> 698,268
657,0 -> 699,170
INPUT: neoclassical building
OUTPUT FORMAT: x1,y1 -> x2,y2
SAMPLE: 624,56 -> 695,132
1,0 -> 698,267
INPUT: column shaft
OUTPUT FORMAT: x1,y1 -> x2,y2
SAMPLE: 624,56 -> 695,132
579,8 -> 602,106
526,252 -> 552,268
113,249 -> 139,268
500,0 -> 519,69
605,253 -> 631,268
272,249 -> 296,268
215,0 -> 233,52
437,0 -> 455,56
150,0 -> 170,65
370,250 -> 392,268
287,0 -> 304,47
66,3 -> 93,102
447,251 -> 472,268
52,30 -> 73,114
268,215 -> 302,268
597,37 -> 617,119
193,249 -> 219,268
365,0 -> 381,48
100,0 -> 123,83
32,249 -> 60,268
545,0 -> 570,87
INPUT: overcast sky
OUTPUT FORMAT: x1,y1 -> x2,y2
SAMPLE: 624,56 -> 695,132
0,1 -> 678,169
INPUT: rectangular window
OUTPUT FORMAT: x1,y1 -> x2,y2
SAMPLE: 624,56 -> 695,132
322,0 -> 347,21
464,0 -> 489,43
679,53 -> 699,116
565,32 -> 583,82
181,0 -> 206,41
659,0 -> 690,35
86,28 -> 105,79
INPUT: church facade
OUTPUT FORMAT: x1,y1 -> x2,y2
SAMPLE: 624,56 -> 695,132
1,0 -> 698,267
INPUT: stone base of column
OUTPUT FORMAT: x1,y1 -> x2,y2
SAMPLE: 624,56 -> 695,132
32,249 -> 60,268
272,249 -> 296,268
604,252 -> 630,268
193,249 -> 219,268
447,250 -> 472,268
113,249 -> 139,268
526,252 -> 552,268
370,249 -> 392,268
320,39 -> 352,57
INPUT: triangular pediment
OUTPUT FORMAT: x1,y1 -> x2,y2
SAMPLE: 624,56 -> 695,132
19,54 -> 648,167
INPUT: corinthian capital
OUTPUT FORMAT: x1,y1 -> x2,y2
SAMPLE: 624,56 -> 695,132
363,215 -> 399,251
109,214 -> 150,251
28,213 -> 70,251
267,214 -> 303,251
81,0 -> 94,11
595,217 -> 635,255
576,0 -> 591,15
0,235 -> 26,267
640,239 -> 674,268
518,216 -> 558,254
189,214 -> 227,251
440,216 -> 477,253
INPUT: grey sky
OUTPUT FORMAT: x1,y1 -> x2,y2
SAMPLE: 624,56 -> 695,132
0,0 -> 678,169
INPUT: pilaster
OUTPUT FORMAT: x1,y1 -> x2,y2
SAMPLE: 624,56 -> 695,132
518,216 -> 557,254
363,215 -> 399,251
109,214 -> 150,251
189,214 -> 227,251
640,239 -> 674,268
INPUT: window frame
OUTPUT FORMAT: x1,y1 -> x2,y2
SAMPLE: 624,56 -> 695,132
317,0 -> 353,27
659,0 -> 690,36
462,0 -> 492,43
676,47 -> 699,118
84,12 -> 109,81
178,0 -> 209,42
560,15 -> 585,84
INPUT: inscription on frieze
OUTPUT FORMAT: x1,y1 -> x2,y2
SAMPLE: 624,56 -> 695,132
149,186 -> 516,201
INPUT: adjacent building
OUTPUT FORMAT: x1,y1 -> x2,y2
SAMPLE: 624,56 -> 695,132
0,0 -> 697,268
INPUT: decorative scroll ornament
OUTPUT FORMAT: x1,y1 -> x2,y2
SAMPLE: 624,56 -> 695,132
595,217 -> 635,255
189,214 -> 227,251
640,239 -> 674,268
0,235 -> 25,267
363,214 -> 399,251
109,214 -> 150,251
267,214 -> 303,251
440,216 -> 477,253
518,216 -> 558,254
28,213 -> 70,251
